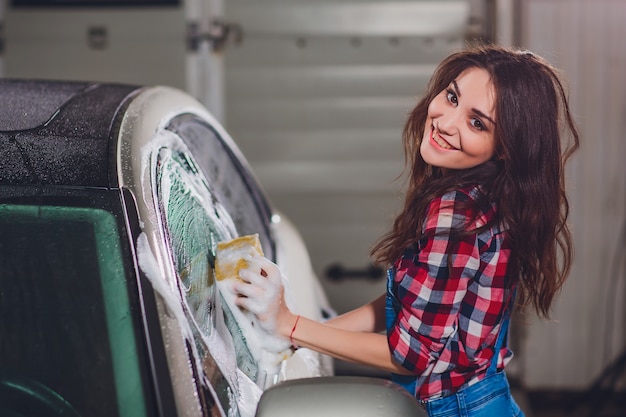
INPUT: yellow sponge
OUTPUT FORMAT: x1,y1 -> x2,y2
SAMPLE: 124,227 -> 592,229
214,234 -> 264,282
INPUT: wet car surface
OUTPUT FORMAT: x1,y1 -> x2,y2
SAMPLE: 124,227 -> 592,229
0,80 -> 333,417
0,80 -> 424,417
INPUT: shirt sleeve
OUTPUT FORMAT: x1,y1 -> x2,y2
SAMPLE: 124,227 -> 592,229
387,189 -> 486,375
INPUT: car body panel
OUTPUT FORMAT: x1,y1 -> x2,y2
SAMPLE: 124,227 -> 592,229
255,376 -> 426,417
0,80 -> 333,417
0,80 -> 422,417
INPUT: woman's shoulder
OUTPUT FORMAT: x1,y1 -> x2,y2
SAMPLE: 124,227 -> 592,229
425,185 -> 498,230
433,185 -> 487,211
440,184 -> 483,200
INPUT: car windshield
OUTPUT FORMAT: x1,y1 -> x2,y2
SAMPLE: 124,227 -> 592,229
0,203 -> 151,417
158,115 -> 278,388
166,115 -> 275,260
155,138 -> 259,389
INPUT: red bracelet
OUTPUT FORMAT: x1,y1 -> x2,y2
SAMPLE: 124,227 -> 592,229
290,315 -> 301,349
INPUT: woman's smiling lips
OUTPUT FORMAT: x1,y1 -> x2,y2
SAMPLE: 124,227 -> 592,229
430,126 -> 457,150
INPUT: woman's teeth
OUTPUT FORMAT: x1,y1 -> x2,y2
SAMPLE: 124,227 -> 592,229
433,130 -> 454,149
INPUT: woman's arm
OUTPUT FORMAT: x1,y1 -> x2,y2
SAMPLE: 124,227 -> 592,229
325,293 -> 387,333
235,256 -> 412,375
282,312 -> 412,374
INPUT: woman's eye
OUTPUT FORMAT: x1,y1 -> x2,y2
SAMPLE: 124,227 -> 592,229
446,90 -> 458,106
470,118 -> 485,131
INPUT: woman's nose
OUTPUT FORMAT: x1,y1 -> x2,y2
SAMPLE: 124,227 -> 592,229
435,112 -> 459,136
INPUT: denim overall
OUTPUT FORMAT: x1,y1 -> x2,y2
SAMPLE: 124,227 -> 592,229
385,268 -> 525,417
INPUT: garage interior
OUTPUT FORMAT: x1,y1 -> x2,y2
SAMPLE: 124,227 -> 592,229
1,1 -> 625,416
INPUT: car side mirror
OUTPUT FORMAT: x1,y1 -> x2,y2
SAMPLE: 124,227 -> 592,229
255,376 -> 426,417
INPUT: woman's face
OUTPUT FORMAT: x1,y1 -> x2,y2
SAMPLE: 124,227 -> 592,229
420,67 -> 496,170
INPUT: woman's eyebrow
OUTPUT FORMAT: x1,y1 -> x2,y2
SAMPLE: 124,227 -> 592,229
452,79 -> 496,126
452,80 -> 461,97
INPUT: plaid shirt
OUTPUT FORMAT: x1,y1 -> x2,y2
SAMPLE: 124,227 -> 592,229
387,186 -> 515,400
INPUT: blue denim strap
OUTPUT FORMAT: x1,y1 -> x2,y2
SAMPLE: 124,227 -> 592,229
487,313 -> 509,376
487,287 -> 516,376
386,267 -> 420,395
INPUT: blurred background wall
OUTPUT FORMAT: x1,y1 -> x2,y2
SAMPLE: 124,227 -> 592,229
0,0 -> 624,393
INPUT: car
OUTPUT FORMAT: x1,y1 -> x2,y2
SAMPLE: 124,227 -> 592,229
0,79 -> 424,417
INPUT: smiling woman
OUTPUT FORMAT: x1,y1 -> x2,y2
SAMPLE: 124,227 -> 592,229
420,67 -> 496,170
233,44 -> 580,417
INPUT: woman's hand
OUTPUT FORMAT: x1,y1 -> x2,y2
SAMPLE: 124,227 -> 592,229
234,255 -> 294,338
233,257 -> 413,374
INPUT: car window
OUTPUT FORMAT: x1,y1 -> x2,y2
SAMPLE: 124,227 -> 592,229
156,146 -> 233,333
154,139 -> 260,414
166,115 -> 275,261
0,203 -> 150,417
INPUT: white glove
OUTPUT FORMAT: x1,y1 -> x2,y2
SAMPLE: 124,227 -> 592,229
235,255 -> 289,335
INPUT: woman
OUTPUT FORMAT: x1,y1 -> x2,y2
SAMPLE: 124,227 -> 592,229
234,44 -> 580,416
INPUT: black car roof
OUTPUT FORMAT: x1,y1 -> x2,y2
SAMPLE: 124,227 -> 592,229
0,80 -> 142,188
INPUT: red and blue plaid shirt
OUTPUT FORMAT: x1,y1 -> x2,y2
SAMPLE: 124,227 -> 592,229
387,186 -> 515,400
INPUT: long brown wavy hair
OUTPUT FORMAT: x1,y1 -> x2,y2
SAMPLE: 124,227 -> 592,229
371,45 -> 580,318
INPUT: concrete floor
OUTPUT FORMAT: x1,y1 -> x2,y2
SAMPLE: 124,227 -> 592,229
514,389 -> 626,417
